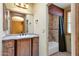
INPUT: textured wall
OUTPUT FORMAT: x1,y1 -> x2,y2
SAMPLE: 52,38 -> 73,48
48,14 -> 59,42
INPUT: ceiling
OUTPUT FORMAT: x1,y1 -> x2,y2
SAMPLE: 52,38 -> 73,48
53,3 -> 71,9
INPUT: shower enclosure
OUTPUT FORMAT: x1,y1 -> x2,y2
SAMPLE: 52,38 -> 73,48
48,4 -> 66,55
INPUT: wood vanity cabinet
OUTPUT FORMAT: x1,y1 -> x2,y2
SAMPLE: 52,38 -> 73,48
32,37 -> 39,56
2,37 -> 39,56
2,40 -> 15,56
17,39 -> 31,56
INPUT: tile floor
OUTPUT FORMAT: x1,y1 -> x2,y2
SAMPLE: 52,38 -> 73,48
51,52 -> 71,56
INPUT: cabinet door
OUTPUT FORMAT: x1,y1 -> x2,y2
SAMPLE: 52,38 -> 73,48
2,40 -> 15,56
32,37 -> 39,56
17,39 -> 31,56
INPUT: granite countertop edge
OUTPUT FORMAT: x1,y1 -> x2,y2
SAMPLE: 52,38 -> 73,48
2,33 -> 39,41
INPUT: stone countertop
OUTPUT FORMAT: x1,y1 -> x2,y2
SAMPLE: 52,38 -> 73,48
2,33 -> 39,41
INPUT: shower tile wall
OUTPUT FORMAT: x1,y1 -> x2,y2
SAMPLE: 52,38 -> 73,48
49,14 -> 59,42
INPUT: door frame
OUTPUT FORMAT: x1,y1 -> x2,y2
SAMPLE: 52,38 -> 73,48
74,4 -> 79,56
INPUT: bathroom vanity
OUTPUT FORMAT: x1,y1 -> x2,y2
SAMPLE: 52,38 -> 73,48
2,34 -> 39,56
3,4 -> 39,56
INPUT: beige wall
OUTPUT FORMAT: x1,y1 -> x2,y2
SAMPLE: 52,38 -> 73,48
71,4 -> 76,56
33,3 -> 48,56
26,15 -> 34,33
0,3 -> 3,55
65,35 -> 71,52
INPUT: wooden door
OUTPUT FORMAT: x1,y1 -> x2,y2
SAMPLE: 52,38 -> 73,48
75,4 -> 79,56
17,39 -> 31,56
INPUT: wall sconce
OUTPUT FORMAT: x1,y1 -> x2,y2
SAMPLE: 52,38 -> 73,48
15,3 -> 29,9
35,19 -> 38,24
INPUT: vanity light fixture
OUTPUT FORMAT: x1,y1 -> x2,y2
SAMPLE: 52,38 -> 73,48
15,3 -> 29,9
